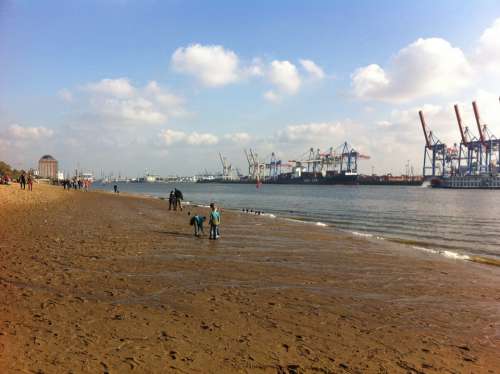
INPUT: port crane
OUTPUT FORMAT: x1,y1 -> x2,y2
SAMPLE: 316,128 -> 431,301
244,148 -> 266,180
288,142 -> 370,176
421,97 -> 500,179
454,104 -> 481,175
218,152 -> 238,180
472,101 -> 500,174
419,110 -> 452,177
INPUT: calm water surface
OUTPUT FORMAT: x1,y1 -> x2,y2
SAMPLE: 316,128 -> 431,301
93,183 -> 500,260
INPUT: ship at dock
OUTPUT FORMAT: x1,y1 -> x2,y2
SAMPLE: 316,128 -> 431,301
419,98 -> 500,189
199,142 -> 369,185
200,142 -> 424,186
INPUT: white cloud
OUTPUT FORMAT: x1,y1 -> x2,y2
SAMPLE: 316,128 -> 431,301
475,18 -> 500,75
6,124 -> 54,140
169,44 -> 324,102
275,122 -> 345,143
263,90 -> 280,102
268,60 -> 301,95
351,38 -> 473,102
171,44 -> 240,87
376,90 -> 500,154
58,88 -> 73,102
352,64 -> 389,98
245,58 -> 265,77
79,79 -> 185,125
84,77 -> 135,98
376,120 -> 393,128
299,59 -> 325,79
158,129 -> 186,145
223,132 -> 251,143
96,97 -> 166,124
187,132 -> 219,145
159,129 -> 219,146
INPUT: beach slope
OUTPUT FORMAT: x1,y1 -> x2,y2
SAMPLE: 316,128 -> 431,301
0,184 -> 499,373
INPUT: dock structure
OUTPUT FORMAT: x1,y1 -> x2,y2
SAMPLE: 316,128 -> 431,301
243,142 -> 369,182
419,98 -> 500,187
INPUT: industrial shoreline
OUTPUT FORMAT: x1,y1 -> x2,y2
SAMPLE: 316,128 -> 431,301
1,184 -> 499,373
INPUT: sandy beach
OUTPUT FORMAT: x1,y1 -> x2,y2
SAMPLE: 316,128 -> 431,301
0,184 -> 499,373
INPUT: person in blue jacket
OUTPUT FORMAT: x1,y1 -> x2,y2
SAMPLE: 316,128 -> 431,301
190,214 -> 206,237
209,203 -> 221,239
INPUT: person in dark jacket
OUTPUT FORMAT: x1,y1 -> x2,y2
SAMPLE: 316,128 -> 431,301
174,188 -> 183,211
19,173 -> 26,190
168,190 -> 176,210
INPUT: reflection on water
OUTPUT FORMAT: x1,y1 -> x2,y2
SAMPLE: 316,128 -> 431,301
94,183 -> 500,259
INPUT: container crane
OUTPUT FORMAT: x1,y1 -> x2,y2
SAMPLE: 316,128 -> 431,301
419,110 -> 449,177
472,101 -> 492,173
455,104 -> 481,175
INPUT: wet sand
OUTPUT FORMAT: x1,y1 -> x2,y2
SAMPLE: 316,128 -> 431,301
0,184 -> 499,373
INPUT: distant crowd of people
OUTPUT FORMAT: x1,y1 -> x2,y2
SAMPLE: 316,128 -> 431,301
61,178 -> 92,191
242,208 -> 264,215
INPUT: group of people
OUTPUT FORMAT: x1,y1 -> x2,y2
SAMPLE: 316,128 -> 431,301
0,174 -> 12,185
168,188 -> 184,211
242,208 -> 264,215
61,178 -> 91,191
189,202 -> 221,240
19,172 -> 34,191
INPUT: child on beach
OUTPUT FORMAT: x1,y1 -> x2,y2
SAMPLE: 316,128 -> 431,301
190,214 -> 206,237
209,203 -> 221,240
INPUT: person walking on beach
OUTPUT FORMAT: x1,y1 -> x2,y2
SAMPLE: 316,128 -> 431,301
27,174 -> 33,191
168,190 -> 176,210
19,173 -> 26,190
174,188 -> 183,211
113,184 -> 119,194
209,203 -> 221,240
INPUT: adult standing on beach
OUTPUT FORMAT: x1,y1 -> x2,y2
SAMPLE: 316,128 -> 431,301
168,190 -> 175,210
19,172 -> 26,190
174,188 -> 183,211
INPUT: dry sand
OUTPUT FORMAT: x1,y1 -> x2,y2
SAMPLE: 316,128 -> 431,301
0,184 -> 499,373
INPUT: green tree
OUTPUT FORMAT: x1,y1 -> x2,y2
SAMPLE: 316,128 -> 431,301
0,161 -> 12,175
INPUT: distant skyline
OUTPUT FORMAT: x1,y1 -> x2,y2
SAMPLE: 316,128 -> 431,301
1,0 -> 500,176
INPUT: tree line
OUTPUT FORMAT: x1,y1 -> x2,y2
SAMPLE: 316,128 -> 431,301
0,161 -> 26,180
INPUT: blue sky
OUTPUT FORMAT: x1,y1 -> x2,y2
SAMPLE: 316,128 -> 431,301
2,0 -> 500,176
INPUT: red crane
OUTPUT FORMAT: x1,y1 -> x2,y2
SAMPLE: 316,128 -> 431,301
419,110 -> 431,149
472,101 -> 487,147
454,104 -> 468,145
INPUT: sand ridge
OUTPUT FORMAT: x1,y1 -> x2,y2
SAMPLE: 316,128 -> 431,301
0,184 -> 499,373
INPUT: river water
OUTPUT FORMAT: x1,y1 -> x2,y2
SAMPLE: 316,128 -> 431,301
93,182 -> 500,261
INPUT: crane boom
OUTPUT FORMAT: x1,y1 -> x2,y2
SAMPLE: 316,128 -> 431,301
419,110 -> 431,148
454,104 -> 467,145
472,101 -> 486,146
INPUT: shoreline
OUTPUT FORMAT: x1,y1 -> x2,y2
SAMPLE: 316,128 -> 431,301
1,184 -> 499,372
93,186 -> 500,268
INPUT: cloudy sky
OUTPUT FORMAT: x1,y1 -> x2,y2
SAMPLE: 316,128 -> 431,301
1,0 -> 500,177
